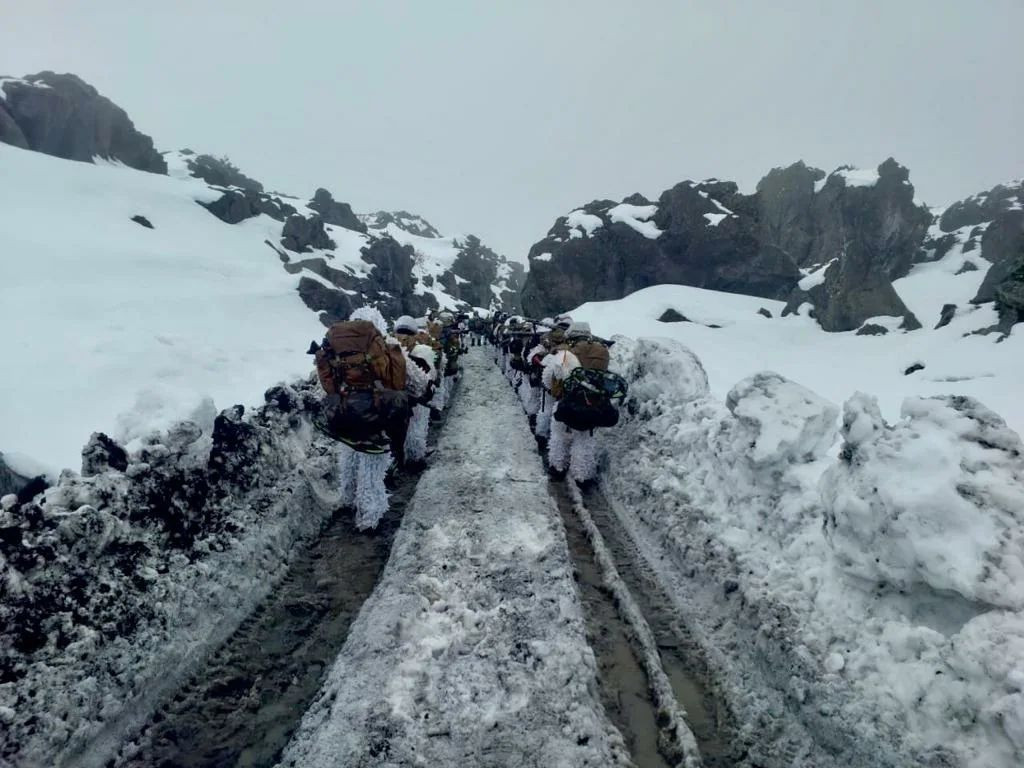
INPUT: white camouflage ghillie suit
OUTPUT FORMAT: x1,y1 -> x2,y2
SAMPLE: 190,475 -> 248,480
336,306 -> 402,531
535,315 -> 571,440
404,343 -> 436,466
543,322 -> 600,483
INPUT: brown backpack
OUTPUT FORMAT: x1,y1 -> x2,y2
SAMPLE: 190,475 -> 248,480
569,338 -> 610,371
315,320 -> 406,394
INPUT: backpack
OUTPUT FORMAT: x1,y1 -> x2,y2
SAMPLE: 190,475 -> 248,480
568,338 -> 610,371
554,367 -> 628,431
315,320 -> 406,393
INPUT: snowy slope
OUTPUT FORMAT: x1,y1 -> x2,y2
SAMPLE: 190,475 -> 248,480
0,143 -> 319,475
570,277 -> 1023,437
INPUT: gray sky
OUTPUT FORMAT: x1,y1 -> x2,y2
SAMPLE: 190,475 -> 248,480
3,1 -> 1022,260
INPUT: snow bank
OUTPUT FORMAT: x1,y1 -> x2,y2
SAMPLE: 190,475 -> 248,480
0,143 -> 317,475
594,335 -> 1024,767
823,393 -> 1024,609
571,282 -> 1024,439
0,379 -> 342,768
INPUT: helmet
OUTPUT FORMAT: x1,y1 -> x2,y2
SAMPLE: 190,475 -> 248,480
395,315 -> 417,335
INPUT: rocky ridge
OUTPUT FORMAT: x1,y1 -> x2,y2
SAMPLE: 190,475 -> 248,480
523,160 -> 1020,336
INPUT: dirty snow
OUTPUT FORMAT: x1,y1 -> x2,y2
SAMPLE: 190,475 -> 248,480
279,352 -> 629,767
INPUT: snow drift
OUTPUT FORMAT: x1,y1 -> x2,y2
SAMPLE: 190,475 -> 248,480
594,334 -> 1024,767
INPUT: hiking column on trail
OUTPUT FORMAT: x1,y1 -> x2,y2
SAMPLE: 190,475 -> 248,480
278,350 -> 632,767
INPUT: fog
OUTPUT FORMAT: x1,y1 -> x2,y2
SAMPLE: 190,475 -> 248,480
3,0 -> 1021,259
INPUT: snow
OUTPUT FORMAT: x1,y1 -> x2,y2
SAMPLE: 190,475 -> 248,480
279,353 -> 630,767
798,258 -> 838,290
570,282 -> 1024,438
702,212 -> 727,227
534,251 -> 553,262
0,143 -> 318,475
582,296 -> 1024,765
816,166 -> 882,193
836,167 -> 881,187
565,209 -> 604,237
607,203 -> 662,239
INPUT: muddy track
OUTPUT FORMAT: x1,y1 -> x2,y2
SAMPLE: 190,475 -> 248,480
576,485 -> 739,767
114,399 -> 456,768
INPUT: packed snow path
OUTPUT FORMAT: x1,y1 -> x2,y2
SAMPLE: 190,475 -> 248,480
278,351 -> 632,767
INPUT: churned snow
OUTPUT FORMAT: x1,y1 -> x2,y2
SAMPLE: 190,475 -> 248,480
592,333 -> 1024,767
607,203 -> 662,239
0,143 -> 318,475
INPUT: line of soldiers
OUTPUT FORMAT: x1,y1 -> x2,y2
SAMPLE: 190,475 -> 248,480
311,306 -> 469,530
489,312 -> 626,483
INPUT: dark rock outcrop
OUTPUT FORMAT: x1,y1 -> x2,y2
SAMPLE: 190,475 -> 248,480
522,159 -> 930,332
81,433 -> 129,476
0,72 -> 165,173
200,189 -> 297,224
0,454 -> 32,498
658,309 -> 689,323
935,304 -> 957,329
178,151 -> 264,193
281,214 -> 335,253
521,184 -> 801,317
130,215 -> 153,229
361,211 -> 441,238
308,188 -> 366,233
856,323 -> 889,336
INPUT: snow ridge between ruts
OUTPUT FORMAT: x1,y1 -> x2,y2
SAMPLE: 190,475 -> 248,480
278,351 -> 631,768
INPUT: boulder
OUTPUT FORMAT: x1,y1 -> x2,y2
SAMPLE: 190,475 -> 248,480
658,308 -> 689,323
308,188 -> 366,233
183,153 -> 264,193
81,433 -> 129,476
935,303 -> 957,329
281,214 -> 335,253
130,215 -> 154,229
0,72 -> 166,173
200,189 -> 296,224
856,323 -> 889,336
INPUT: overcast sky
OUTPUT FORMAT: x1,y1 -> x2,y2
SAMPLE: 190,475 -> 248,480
2,1 -> 1022,260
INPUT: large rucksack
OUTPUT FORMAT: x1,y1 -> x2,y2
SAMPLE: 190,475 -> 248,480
312,320 -> 410,453
554,367 -> 628,431
568,337 -> 610,371
315,320 -> 406,393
